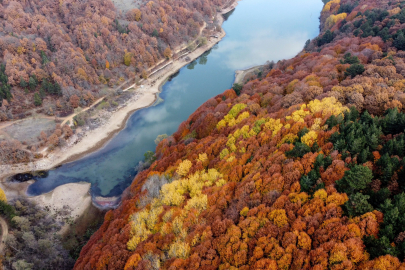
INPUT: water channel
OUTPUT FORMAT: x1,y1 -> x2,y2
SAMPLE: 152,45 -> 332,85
25,0 -> 323,200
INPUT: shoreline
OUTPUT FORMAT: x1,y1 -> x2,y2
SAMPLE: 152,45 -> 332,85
234,64 -> 265,84
0,5 -> 232,205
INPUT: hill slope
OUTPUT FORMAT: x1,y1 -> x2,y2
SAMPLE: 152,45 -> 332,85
0,0 -> 227,118
75,0 -> 405,269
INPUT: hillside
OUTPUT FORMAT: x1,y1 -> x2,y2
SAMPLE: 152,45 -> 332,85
74,0 -> 405,269
0,0 -> 230,165
0,0 -> 227,119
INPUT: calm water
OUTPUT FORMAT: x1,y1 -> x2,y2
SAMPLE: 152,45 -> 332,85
26,0 -> 323,198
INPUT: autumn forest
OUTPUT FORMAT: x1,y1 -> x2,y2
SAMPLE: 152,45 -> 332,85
6,0 -> 405,269
0,0 -> 229,165
0,0 -> 226,118
72,0 -> 405,269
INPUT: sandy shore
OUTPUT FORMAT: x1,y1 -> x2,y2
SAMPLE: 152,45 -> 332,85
234,65 -> 265,84
0,179 -> 101,235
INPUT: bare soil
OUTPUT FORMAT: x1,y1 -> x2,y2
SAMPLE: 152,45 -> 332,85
1,118 -> 56,144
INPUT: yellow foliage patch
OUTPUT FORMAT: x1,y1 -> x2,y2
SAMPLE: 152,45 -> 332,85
301,130 -> 318,147
314,189 -> 328,201
326,193 -> 348,206
325,13 -> 347,28
127,206 -> 163,251
286,105 -> 310,123
310,118 -> 323,131
329,243 -> 347,264
0,188 -> 7,202
220,148 -> 230,160
289,192 -> 309,204
240,207 -> 249,216
217,103 -> 247,129
297,232 -> 312,250
197,153 -> 208,165
264,118 -> 284,136
347,223 -> 361,237
128,168 -> 225,252
307,97 -> 348,117
322,0 -> 340,12
277,133 -> 298,147
176,159 -> 192,176
269,209 -> 288,227
332,84 -> 364,95
169,240 -> 191,259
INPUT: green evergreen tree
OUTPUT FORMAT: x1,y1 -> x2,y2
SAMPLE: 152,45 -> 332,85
20,78 -> 27,88
34,93 -> 42,106
286,142 -> 311,158
350,137 -> 365,155
358,147 -> 370,163
394,31 -> 405,51
40,51 -> 49,65
341,53 -> 360,65
345,63 -> 365,78
368,133 -> 379,150
336,165 -> 373,194
39,87 -> 46,99
232,83 -> 243,96
28,77 -> 37,90
317,30 -> 334,46
54,82 -> 62,96
364,236 -> 398,259
344,193 -> 374,217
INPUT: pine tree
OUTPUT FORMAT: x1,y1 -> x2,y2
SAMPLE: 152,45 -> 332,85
41,50 -> 49,65
394,31 -> 405,51
29,77 -> 37,90
345,63 -> 365,78
39,88 -> 46,99
368,133 -> 379,150
20,78 -> 27,88
54,82 -> 62,96
336,165 -> 373,194
344,193 -> 374,217
34,93 -> 42,106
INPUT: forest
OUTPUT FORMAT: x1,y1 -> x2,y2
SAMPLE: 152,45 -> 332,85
70,0 -> 405,269
0,0 -> 227,120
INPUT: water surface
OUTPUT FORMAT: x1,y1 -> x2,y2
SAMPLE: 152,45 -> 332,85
26,0 -> 323,199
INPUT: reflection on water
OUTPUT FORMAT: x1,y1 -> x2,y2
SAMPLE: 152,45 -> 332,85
187,61 -> 197,70
222,9 -> 235,21
199,55 -> 208,65
26,0 -> 323,199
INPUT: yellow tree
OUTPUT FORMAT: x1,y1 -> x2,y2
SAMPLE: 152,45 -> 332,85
164,47 -> 172,59
135,9 -> 142,21
124,51 -> 132,66
0,188 -> 6,202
